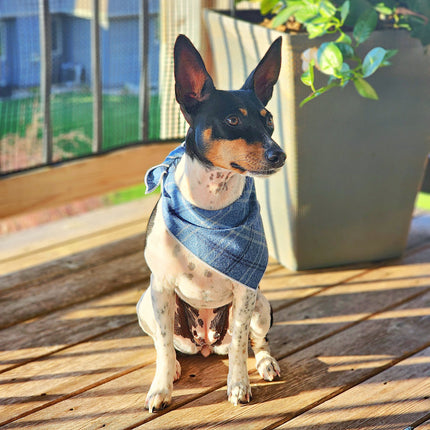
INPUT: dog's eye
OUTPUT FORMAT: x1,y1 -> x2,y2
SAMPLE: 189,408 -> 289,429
225,115 -> 240,126
266,115 -> 274,128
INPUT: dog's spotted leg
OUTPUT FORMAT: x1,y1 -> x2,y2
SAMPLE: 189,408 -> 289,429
141,275 -> 177,413
227,284 -> 257,406
250,289 -> 281,382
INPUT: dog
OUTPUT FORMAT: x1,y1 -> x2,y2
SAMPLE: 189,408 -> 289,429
137,34 -> 285,412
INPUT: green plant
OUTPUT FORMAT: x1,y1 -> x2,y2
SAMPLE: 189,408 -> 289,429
251,0 -> 429,105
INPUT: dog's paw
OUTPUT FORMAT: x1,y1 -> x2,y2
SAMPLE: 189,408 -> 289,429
145,388 -> 172,413
174,359 -> 181,382
227,381 -> 252,406
256,355 -> 281,381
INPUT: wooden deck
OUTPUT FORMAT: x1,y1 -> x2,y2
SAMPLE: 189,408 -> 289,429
1,202 -> 430,430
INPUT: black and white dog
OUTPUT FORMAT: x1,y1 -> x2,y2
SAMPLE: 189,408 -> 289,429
137,34 -> 285,412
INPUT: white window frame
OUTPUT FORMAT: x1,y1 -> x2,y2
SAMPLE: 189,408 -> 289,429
51,15 -> 62,57
0,21 -> 6,62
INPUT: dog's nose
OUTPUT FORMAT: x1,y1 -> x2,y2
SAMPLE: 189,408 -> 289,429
265,147 -> 286,167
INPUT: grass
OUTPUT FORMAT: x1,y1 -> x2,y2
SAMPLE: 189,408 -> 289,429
0,90 -> 160,164
106,183 -> 151,205
416,192 -> 430,211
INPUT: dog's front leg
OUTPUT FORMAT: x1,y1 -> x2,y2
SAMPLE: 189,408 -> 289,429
227,284 -> 257,405
145,276 -> 176,412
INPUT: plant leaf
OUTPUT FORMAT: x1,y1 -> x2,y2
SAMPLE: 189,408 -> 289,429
301,60 -> 315,89
336,42 -> 355,58
353,8 -> 378,44
260,0 -> 281,15
271,5 -> 300,27
320,0 -> 337,18
340,0 -> 350,24
306,23 -> 328,38
383,49 -> 398,61
362,47 -> 387,77
373,2 -> 394,15
317,42 -> 343,75
299,82 -> 339,107
336,32 -> 352,45
353,77 -> 379,100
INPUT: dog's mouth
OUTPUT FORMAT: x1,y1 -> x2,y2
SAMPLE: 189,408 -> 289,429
248,168 -> 279,177
230,162 -> 280,177
230,162 -> 246,173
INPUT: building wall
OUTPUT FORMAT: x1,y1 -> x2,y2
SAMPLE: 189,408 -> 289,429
0,0 -> 159,92
62,15 -> 91,85
15,15 -> 40,87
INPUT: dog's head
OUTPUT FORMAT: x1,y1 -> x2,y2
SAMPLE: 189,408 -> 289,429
174,34 -> 285,177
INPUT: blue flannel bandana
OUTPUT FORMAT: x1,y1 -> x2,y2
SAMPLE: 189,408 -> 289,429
145,144 -> 268,290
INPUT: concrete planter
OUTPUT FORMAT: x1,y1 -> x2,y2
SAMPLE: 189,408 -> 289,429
205,9 -> 430,270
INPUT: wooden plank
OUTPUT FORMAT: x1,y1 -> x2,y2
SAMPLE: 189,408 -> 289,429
1,221 -> 147,276
0,194 -> 156,264
260,263 -> 368,312
0,322 -> 154,427
133,290 -> 430,430
0,250 -> 149,329
0,284 -> 146,373
274,347 -> 430,430
0,141 -> 179,218
0,352 -> 228,429
0,233 -> 145,292
0,195 -> 157,276
5,246 -> 430,429
266,245 -> 430,358
418,419 -> 430,429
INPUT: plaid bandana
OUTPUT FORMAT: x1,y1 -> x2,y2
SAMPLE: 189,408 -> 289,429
145,144 -> 268,290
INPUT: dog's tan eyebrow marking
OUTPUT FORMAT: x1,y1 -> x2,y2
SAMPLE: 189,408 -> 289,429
202,127 -> 213,144
239,108 -> 248,116
260,109 -> 267,117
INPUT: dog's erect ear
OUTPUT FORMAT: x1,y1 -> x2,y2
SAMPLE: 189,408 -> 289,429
241,37 -> 282,106
174,34 -> 215,124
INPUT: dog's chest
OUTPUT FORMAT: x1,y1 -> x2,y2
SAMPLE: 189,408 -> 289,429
145,200 -> 235,309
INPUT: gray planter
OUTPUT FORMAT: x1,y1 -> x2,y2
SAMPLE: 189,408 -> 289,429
205,9 -> 430,270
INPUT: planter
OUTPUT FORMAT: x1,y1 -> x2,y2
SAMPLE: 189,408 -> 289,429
205,9 -> 430,270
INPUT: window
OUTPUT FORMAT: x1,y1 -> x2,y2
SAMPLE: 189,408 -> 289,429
0,21 -> 6,61
51,16 -> 62,56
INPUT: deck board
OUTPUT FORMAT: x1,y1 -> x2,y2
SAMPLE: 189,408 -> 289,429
0,209 -> 429,429
418,419 -> 430,429
131,290 -> 430,430
275,346 -> 430,430
0,233 -> 146,293
0,251 -> 149,330
0,286 -> 145,373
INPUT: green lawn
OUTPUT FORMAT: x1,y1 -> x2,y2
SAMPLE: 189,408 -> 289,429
416,192 -> 430,211
0,90 -> 160,160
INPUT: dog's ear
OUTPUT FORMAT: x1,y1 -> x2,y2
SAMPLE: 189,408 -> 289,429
241,37 -> 282,106
174,34 -> 215,124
